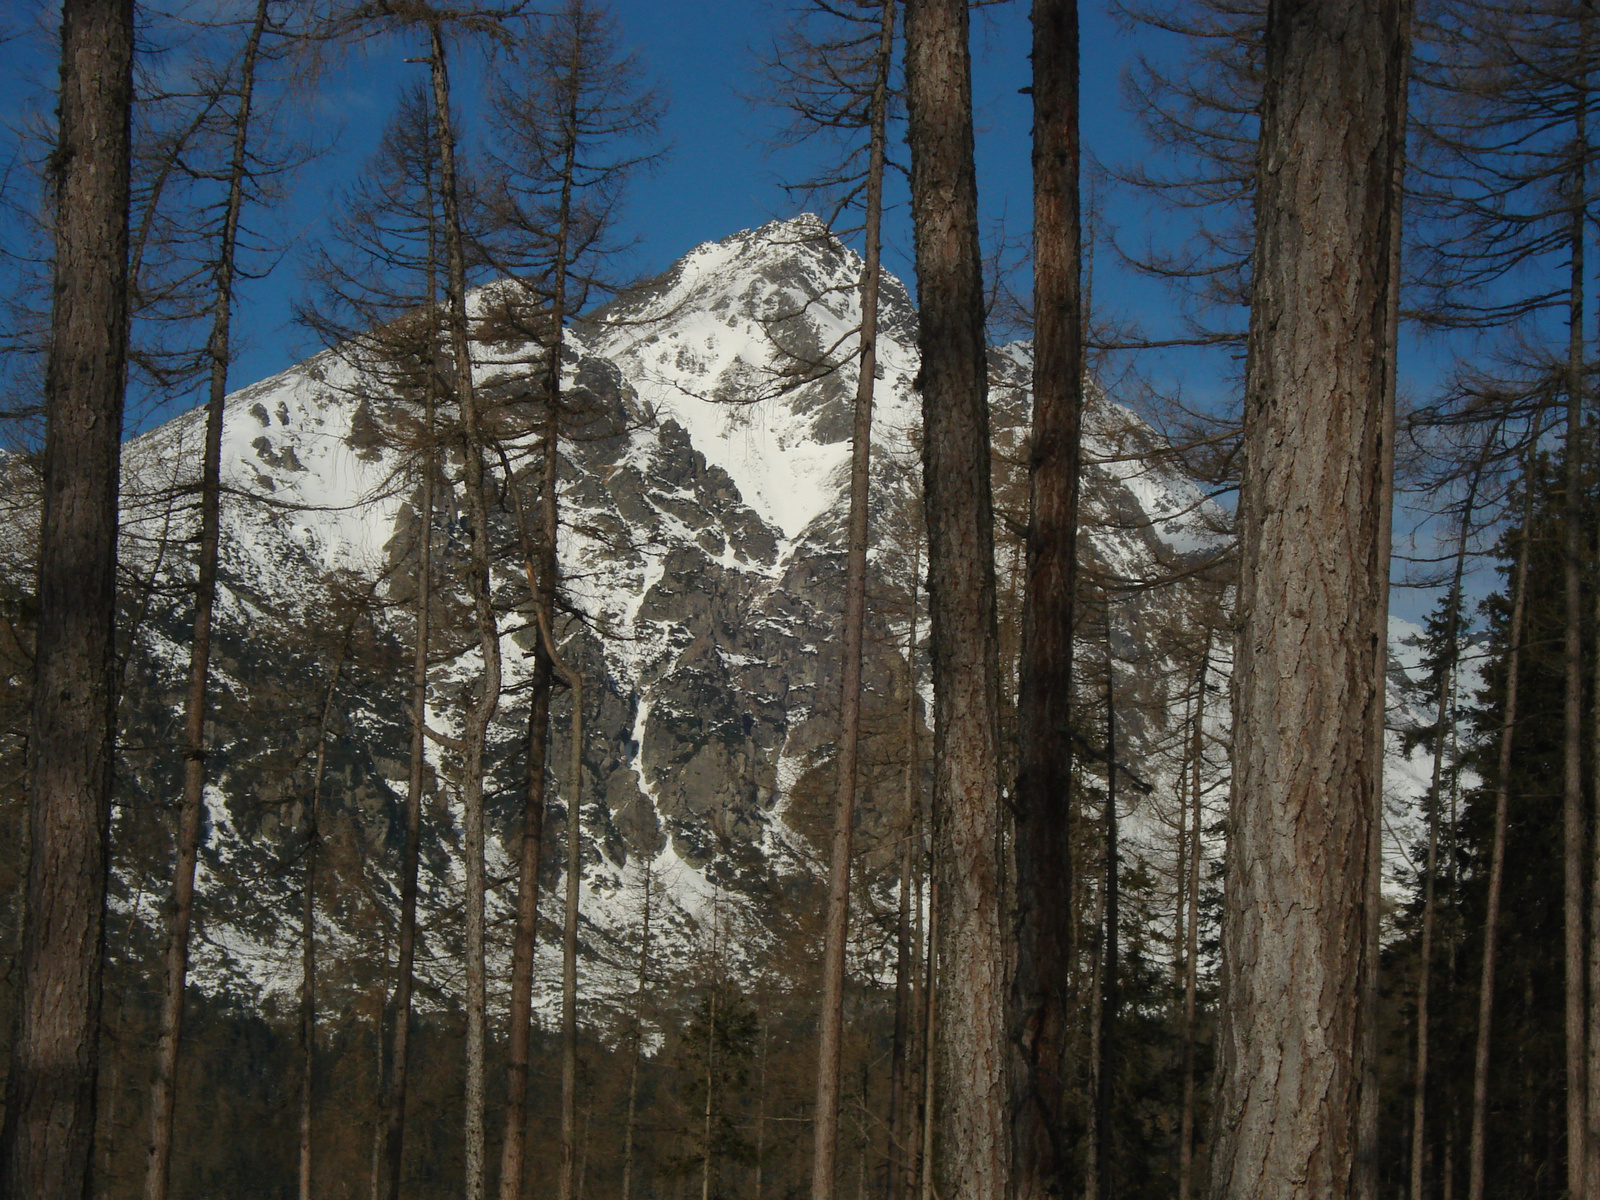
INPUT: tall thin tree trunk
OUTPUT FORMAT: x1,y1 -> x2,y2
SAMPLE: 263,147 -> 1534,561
887,539 -> 920,1200
1467,465 -> 1537,1200
920,882 -> 938,1200
1083,868 -> 1105,1200
1590,510 -> 1600,1200
299,646 -> 348,1200
1208,3 -> 1405,1199
1178,647 -> 1209,1200
903,0 -> 1007,1195
1411,504 -> 1474,1200
1563,42 -> 1591,1200
621,863 -> 653,1200
536,611 -> 585,1200
1096,651 -> 1118,1200
382,324 -> 437,1200
813,9 -> 895,1198
426,27 -> 501,1200
1013,3 -> 1084,1192
142,10 -> 270,1198
500,28 -> 580,1195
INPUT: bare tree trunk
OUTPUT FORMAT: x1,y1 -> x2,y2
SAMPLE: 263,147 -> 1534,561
535,611 -> 585,1200
1411,508 -> 1474,1200
299,645 -> 348,1200
1096,651 -> 1119,1200
812,9 -> 895,1199
1590,510 -> 1600,1200
426,26 -> 501,1200
1,0 -> 133,1103
621,862 -> 653,1200
1562,50 -> 1591,1200
919,881 -> 938,1200
1083,867 -> 1105,1200
1467,466 -> 1536,1200
499,29 -> 580,1194
142,10 -> 270,1198
903,1 -> 1007,1196
1012,4 -> 1084,1193
1178,647 -> 1209,1200
1208,3 -> 1405,1199
383,377 -> 436,1200
887,546 -> 919,1200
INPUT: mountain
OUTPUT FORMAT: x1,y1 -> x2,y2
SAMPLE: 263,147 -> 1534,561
94,214 -> 1230,1023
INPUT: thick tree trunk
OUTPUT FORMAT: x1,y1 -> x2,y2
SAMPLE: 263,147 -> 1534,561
903,2 -> 1008,1197
427,27 -> 501,1200
812,9 -> 895,1198
0,5 -> 133,1196
299,647 -> 347,1200
1011,3 -> 1084,1197
1467,465 -> 1536,1200
1562,70 -> 1590,1200
1208,2 -> 1405,1198
142,10 -> 270,1197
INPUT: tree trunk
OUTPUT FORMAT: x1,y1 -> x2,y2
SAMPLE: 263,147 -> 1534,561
812,9 -> 895,1199
0,6 -> 134,1170
299,645 -> 348,1200
621,864 -> 653,1200
1178,648 -> 1209,1200
919,881 -> 938,1200
1411,508 -> 1473,1200
499,32 -> 578,1196
1562,51 -> 1591,1200
382,284 -> 439,1200
142,10 -> 270,1197
426,26 -> 502,1200
1208,2 -> 1405,1198
903,1 -> 1007,1196
1467,463 -> 1536,1200
1096,651 -> 1119,1200
1012,1 -> 1085,1195
887,543 -> 919,1200
536,612 -> 585,1200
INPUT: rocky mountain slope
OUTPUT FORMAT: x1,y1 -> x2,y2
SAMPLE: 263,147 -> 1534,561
99,215 -> 1235,1025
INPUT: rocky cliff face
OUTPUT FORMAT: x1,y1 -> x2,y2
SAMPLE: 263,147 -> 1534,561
100,214 -> 1224,1019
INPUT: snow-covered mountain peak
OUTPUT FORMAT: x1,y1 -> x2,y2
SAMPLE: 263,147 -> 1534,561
578,215 -> 919,542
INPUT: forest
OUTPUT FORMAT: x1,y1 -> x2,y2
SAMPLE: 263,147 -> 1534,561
0,1 -> 1595,1200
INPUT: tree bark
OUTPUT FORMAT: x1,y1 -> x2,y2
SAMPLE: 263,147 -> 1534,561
1467,462 -> 1536,1200
1208,2 -> 1405,1198
1012,3 -> 1084,1197
812,9 -> 895,1199
0,7 -> 133,1196
142,9 -> 271,1197
903,2 -> 1008,1197
426,26 -> 502,1200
